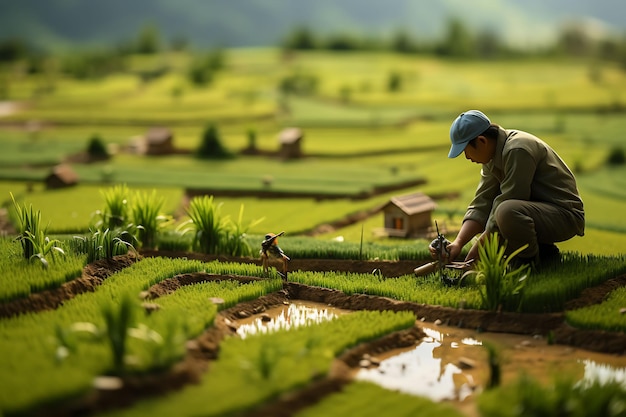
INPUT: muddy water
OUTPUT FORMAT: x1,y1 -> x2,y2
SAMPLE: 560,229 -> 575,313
358,324 -> 626,404
234,302 -> 626,405
235,301 -> 346,339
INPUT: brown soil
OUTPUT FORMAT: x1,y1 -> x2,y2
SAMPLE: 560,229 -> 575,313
5,251 -> 626,417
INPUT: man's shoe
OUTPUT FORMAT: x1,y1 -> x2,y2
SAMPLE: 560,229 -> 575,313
538,243 -> 560,263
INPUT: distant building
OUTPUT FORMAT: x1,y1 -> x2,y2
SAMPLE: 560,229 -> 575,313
129,127 -> 175,155
278,127 -> 303,159
45,164 -> 79,189
375,192 -> 437,238
144,127 -> 174,155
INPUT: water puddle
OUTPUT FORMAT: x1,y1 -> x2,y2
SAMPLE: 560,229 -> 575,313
355,324 -> 626,403
356,326 -> 484,401
235,301 -> 347,339
233,301 -> 626,403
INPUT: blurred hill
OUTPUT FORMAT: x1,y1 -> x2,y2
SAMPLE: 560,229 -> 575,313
0,0 -> 625,51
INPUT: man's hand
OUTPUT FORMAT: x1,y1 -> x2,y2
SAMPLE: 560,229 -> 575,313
429,239 -> 460,263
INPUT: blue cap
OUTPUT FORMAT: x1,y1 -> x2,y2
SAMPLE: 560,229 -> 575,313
448,110 -> 491,158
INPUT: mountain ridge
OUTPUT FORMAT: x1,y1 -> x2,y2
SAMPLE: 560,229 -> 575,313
1,0 -> 624,51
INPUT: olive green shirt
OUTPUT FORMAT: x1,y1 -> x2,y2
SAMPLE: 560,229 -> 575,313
463,127 -> 585,235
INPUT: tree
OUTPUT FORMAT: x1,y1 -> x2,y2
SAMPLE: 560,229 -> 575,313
475,29 -> 502,59
283,26 -> 317,50
136,23 -> 161,54
0,38 -> 27,62
387,71 -> 402,93
187,50 -> 225,87
246,128 -> 257,151
606,146 -> 625,166
87,134 -> 109,160
390,29 -> 417,54
197,124 -> 232,159
436,17 -> 474,58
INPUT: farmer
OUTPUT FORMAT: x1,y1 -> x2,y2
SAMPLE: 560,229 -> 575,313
432,110 -> 585,268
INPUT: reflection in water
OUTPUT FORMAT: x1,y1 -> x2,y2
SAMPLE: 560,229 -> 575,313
581,360 -> 626,387
236,302 -> 341,339
356,326 -> 480,401
233,302 -> 626,404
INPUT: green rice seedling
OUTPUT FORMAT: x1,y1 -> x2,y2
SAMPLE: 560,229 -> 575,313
521,253 -> 626,314
463,234 -> 529,312
94,183 -> 130,230
102,292 -> 136,375
73,228 -> 135,263
484,342 -> 501,389
566,286 -> 626,332
220,204 -> 264,257
289,269 -> 484,310
181,195 -> 227,254
10,192 -> 64,267
0,257 -> 215,415
295,381 -> 464,417
156,229 -> 192,252
0,238 -> 85,302
478,372 -> 626,417
250,339 -> 283,381
248,235 -> 432,261
101,310 -> 416,417
130,189 -> 172,249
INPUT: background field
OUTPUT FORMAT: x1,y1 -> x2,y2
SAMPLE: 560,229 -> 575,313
1,48 -> 625,255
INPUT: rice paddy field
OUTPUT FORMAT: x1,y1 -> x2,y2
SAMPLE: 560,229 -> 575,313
1,48 -> 625,254
1,47 -> 626,417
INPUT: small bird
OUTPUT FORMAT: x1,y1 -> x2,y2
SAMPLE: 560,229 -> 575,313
260,231 -> 290,279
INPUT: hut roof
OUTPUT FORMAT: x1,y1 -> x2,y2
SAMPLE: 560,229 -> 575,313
278,127 -> 303,144
383,192 -> 436,215
145,127 -> 172,144
49,164 -> 78,184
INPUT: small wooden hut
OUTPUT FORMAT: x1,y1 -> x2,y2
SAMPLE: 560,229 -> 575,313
145,127 -> 174,155
278,127 -> 303,159
45,164 -> 79,189
376,192 -> 437,238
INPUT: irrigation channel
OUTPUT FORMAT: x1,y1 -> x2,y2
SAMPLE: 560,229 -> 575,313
235,301 -> 626,410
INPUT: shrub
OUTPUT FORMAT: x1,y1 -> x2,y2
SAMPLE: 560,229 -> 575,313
197,124 -> 232,159
86,134 -> 109,160
606,146 -> 625,165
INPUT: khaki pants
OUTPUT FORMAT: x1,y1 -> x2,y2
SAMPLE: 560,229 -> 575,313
494,200 -> 584,258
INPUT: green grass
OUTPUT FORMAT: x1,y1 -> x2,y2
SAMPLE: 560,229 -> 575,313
295,381 -> 464,417
288,253 -> 626,315
0,238 -> 86,302
477,372 -> 626,417
0,256 -> 283,415
98,309 -> 416,417
566,286 -> 626,332
3,184 -> 184,234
